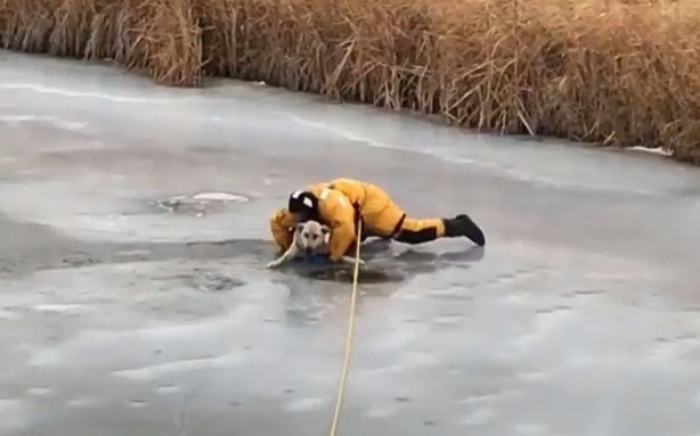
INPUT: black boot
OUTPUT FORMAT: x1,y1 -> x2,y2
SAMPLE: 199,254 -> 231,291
443,214 -> 486,247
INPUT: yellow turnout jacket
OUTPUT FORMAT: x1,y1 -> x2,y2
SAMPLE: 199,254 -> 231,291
269,178 -> 405,261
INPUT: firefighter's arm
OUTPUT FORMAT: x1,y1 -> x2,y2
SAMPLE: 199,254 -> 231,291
269,208 -> 296,251
326,192 -> 357,262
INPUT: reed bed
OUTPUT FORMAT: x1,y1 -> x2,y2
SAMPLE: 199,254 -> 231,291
2,0 -> 700,163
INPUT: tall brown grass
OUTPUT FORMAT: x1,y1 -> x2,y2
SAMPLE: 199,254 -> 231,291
2,0 -> 700,164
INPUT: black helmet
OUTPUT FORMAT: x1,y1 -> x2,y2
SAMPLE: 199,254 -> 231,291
288,190 -> 319,220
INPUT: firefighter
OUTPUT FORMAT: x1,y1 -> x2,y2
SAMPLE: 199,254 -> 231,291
269,177 -> 486,263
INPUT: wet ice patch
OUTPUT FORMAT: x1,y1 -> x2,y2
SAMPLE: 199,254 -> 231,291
28,305 -> 256,369
156,196 -> 187,212
179,273 -> 245,293
306,267 -> 401,284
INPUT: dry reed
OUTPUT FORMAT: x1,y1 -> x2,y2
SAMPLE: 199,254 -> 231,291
2,0 -> 700,163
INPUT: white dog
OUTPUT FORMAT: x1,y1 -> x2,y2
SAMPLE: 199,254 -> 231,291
266,220 -> 365,268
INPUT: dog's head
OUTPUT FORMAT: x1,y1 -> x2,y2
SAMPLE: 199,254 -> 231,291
294,220 -> 331,254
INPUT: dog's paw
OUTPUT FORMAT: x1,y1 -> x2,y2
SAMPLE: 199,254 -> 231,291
266,261 -> 279,269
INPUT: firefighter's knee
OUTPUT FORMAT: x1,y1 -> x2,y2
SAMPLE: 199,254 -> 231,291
362,199 -> 404,237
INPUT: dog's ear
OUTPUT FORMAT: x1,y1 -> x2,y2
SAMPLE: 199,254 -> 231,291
294,222 -> 305,233
320,224 -> 331,235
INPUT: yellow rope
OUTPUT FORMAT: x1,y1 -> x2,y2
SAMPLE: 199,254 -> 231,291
328,220 -> 363,436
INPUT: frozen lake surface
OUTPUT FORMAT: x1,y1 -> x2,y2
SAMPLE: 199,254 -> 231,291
1,50 -> 700,436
